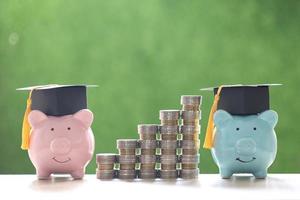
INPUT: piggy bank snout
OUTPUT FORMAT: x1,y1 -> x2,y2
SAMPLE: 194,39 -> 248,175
235,138 -> 256,156
50,138 -> 72,155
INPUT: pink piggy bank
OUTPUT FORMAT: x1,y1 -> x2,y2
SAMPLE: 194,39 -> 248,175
28,109 -> 95,179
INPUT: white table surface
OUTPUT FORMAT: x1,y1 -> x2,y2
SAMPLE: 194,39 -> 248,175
0,174 -> 299,200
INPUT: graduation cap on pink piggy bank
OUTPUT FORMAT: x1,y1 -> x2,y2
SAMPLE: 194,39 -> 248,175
17,84 -> 97,179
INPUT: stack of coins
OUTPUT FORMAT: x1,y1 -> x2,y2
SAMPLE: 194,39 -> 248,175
138,124 -> 158,140
117,139 -> 138,179
180,96 -> 202,179
181,96 -> 202,111
95,95 -> 202,181
96,153 -> 117,180
181,154 -> 200,179
159,110 -> 180,179
138,124 -> 159,179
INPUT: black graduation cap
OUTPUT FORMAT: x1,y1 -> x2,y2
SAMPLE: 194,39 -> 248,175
17,84 -> 97,116
201,84 -> 281,115
201,84 -> 281,149
17,84 -> 97,150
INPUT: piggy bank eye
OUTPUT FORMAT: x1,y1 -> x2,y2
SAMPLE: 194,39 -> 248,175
253,127 -> 257,131
236,128 -> 240,131
50,128 -> 54,131
67,127 -> 71,131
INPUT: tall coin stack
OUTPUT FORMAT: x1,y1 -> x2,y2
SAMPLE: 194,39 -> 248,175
137,124 -> 159,179
96,153 -> 117,180
179,96 -> 202,179
117,139 -> 138,179
159,110 -> 180,179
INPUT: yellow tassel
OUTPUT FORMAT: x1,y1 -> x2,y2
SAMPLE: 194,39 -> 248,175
21,90 -> 32,150
203,86 -> 223,149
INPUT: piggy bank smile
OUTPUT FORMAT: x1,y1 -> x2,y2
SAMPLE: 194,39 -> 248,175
236,157 -> 256,163
52,157 -> 71,163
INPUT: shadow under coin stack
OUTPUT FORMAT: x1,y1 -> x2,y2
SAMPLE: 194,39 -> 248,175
96,153 -> 117,180
117,139 -> 138,179
137,125 -> 159,179
179,96 -> 202,179
159,110 -> 180,179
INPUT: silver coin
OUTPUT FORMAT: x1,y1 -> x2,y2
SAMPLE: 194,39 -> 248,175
180,95 -> 202,105
139,140 -> 157,149
160,140 -> 178,149
118,155 -> 137,164
182,140 -> 200,149
181,154 -> 199,164
139,169 -> 157,179
140,155 -> 156,163
160,169 -> 178,179
117,139 -> 138,149
96,169 -> 115,180
97,163 -> 115,170
118,169 -> 136,179
96,153 -> 117,164
159,125 -> 179,134
138,124 -> 159,134
180,169 -> 199,179
180,125 -> 200,134
160,155 -> 177,164
181,111 -> 201,120
159,110 -> 180,120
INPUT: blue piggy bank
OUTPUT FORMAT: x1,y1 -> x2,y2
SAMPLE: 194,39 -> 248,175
212,110 -> 278,179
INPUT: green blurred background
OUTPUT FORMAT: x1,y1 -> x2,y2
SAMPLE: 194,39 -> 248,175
0,0 -> 299,174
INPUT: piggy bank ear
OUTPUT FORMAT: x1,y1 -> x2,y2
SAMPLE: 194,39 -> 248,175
258,110 -> 278,128
214,110 -> 232,127
28,110 -> 48,128
73,109 -> 94,128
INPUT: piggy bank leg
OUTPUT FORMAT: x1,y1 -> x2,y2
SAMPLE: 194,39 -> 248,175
219,168 -> 233,179
71,169 -> 85,179
253,169 -> 267,179
36,169 -> 51,180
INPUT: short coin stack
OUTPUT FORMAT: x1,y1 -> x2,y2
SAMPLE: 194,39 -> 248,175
159,110 -> 180,179
117,139 -> 138,179
179,96 -> 202,179
138,124 -> 159,179
96,153 -> 117,180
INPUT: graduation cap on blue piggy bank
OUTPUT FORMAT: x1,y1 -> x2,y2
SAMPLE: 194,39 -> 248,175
202,84 -> 281,179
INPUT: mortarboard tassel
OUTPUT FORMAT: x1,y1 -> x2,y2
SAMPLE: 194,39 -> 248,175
21,90 -> 33,150
203,86 -> 223,149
